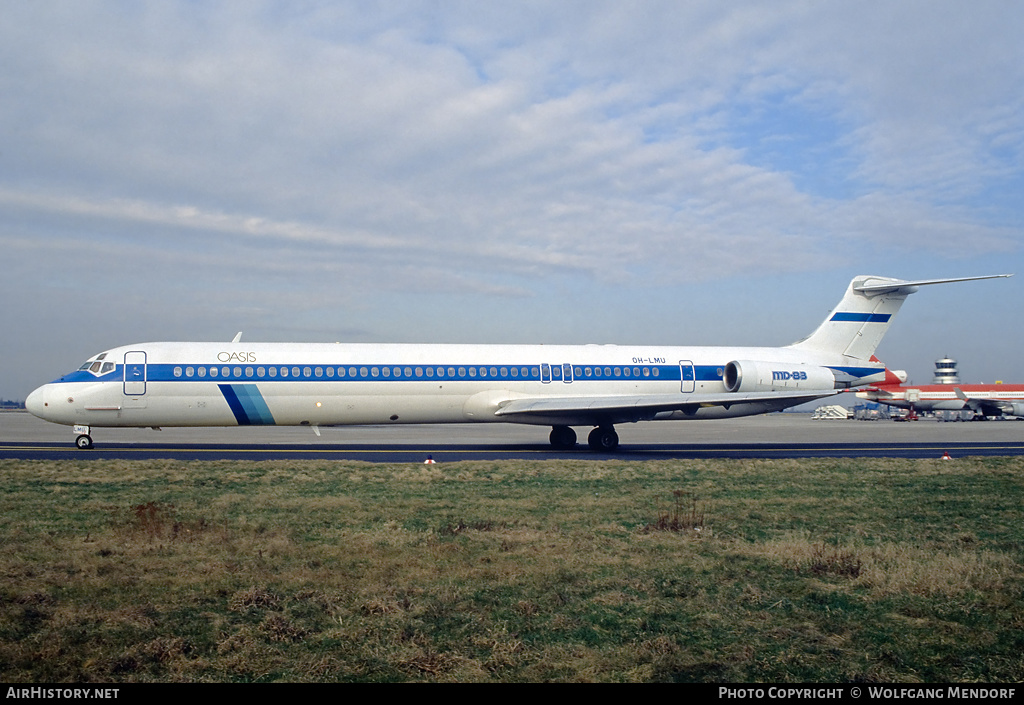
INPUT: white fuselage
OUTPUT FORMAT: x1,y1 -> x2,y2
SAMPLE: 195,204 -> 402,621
26,340 -> 870,430
30,275 -> 1009,447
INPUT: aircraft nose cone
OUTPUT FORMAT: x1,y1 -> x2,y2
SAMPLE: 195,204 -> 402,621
25,385 -> 49,420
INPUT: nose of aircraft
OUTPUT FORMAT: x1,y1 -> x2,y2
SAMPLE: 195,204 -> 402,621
25,385 -> 50,420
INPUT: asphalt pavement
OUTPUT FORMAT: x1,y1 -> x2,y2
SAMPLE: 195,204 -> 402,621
2,411 -> 1022,461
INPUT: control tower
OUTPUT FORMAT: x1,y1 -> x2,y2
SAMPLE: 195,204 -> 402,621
933,356 -> 960,385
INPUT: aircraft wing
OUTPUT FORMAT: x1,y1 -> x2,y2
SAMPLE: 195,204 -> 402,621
954,387 -> 1018,417
493,389 -> 840,424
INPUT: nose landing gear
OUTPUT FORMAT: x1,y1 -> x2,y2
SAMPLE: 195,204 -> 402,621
74,425 -> 94,449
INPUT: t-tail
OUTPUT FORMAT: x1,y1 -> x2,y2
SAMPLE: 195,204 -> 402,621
788,275 -> 1012,361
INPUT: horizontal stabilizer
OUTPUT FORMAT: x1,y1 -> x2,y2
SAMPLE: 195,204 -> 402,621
853,274 -> 1012,296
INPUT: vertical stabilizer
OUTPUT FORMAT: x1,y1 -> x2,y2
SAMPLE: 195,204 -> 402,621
788,274 -> 1011,360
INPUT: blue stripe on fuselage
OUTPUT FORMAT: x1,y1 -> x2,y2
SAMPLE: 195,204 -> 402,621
53,362 -> 885,387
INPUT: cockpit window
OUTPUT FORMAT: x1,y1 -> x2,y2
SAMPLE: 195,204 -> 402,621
79,355 -> 115,376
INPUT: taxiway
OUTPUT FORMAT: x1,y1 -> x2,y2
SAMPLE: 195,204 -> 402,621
2,411 -> 1021,461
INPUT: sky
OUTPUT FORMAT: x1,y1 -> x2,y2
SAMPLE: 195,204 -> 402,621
3,1 -> 1023,401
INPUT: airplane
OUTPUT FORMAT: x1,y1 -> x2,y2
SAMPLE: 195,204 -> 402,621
856,369 -> 1024,419
25,274 -> 1010,450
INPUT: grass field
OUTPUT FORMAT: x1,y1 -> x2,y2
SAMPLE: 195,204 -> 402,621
1,456 -> 1022,682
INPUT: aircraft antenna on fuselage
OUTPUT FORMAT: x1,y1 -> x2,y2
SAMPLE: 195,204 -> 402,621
232,332 -> 243,343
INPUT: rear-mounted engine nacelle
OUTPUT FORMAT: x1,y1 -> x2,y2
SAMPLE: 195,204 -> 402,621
723,360 -> 837,393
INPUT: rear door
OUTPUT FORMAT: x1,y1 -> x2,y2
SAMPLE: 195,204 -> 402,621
680,360 -> 695,393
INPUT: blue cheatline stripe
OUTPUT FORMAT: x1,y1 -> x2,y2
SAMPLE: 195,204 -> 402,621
829,366 -> 884,377
218,384 -> 276,425
830,312 -> 892,323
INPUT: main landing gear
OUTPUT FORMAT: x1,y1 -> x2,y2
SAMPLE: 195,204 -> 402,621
549,425 -> 620,452
587,426 -> 619,452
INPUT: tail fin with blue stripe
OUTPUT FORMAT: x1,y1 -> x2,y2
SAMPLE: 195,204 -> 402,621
788,275 -> 1011,360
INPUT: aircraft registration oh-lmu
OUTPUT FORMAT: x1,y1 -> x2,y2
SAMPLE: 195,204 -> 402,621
26,274 -> 1011,451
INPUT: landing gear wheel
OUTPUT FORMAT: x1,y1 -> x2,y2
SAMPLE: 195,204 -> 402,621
549,425 -> 577,449
75,434 -> 94,450
588,427 -> 619,452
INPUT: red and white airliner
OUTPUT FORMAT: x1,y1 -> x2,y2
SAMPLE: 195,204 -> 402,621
855,366 -> 1024,419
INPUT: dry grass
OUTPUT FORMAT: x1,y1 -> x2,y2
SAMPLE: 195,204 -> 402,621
0,456 -> 1022,682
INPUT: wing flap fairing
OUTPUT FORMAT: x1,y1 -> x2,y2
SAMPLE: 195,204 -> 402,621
493,389 -> 840,423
